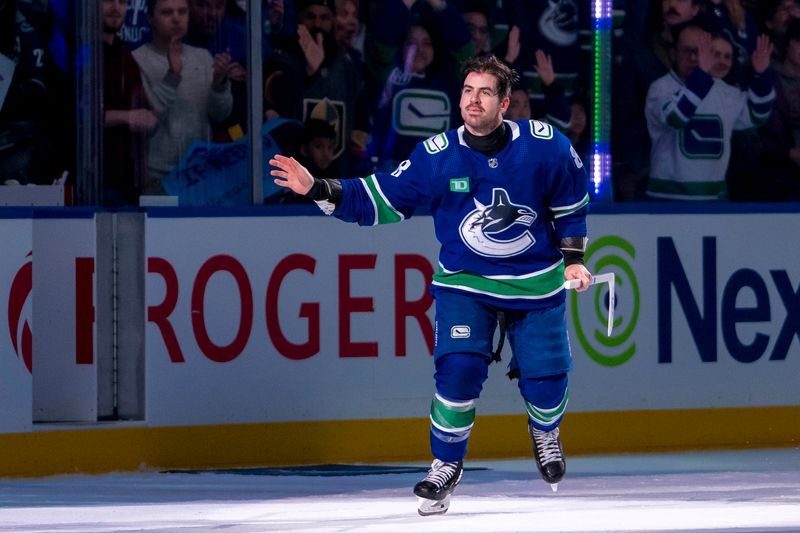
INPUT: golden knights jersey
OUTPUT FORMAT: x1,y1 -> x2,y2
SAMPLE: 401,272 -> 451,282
645,69 -> 775,200
333,120 -> 590,310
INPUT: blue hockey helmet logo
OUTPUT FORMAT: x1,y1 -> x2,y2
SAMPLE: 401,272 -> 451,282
459,188 -> 537,257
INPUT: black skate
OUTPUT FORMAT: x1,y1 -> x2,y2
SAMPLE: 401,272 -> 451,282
529,423 -> 566,491
413,459 -> 463,516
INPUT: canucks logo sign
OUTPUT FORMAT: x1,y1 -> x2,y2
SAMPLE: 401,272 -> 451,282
393,89 -> 451,136
459,188 -> 537,257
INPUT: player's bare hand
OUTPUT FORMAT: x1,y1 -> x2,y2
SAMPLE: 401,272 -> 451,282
565,263 -> 592,292
269,154 -> 315,195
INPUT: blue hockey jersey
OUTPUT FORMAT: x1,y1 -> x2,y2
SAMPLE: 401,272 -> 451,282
334,119 -> 590,310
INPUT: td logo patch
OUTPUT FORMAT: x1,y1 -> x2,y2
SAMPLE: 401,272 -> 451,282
450,178 -> 470,192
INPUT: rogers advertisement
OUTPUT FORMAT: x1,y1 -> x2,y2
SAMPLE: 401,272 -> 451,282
143,216 -> 529,426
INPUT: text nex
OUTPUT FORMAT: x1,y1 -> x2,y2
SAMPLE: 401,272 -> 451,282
146,253 -> 435,363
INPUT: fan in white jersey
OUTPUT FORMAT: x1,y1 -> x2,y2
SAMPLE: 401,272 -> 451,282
645,24 -> 775,200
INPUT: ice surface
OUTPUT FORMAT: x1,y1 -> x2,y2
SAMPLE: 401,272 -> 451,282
0,448 -> 797,532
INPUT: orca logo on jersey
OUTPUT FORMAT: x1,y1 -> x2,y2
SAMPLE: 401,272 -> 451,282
459,188 -> 537,257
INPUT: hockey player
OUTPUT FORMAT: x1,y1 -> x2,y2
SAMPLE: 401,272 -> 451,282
270,54 -> 591,515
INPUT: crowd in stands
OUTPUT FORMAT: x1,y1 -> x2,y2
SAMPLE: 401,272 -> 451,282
0,0 -> 798,205
614,0 -> 800,201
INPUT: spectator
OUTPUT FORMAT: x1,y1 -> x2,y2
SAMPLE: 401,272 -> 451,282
185,0 -> 250,142
463,0 -> 520,66
654,0 -> 703,68
264,117 -> 337,204
701,0 -> 759,83
645,24 -> 774,200
709,32 -> 734,80
0,0 -> 49,185
567,95 -> 591,166
761,18 -> 800,199
502,0 -> 589,108
612,0 -> 703,200
364,0 -> 472,170
709,31 -> 759,200
502,49 -> 571,131
297,117 -> 338,178
266,0 -> 362,175
760,0 -> 800,60
333,0 -> 370,168
102,0 -> 158,205
462,0 -> 492,56
132,0 -> 233,195
504,86 -> 531,120
334,0 -> 361,59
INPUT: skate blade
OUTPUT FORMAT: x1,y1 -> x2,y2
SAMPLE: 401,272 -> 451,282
550,483 -> 559,493
417,495 -> 451,516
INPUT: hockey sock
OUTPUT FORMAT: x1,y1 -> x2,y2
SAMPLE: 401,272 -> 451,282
521,374 -> 569,431
429,393 -> 475,462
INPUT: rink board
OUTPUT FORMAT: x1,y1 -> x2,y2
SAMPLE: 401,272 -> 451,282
142,213 -> 800,428
0,405 -> 798,477
0,206 -> 798,477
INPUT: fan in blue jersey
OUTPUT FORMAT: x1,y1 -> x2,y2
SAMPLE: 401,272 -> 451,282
270,54 -> 592,516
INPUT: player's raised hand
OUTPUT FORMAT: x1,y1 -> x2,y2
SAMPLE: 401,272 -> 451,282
269,154 -> 315,195
751,34 -> 773,74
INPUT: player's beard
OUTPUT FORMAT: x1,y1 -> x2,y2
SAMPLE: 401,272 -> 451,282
463,108 -> 502,136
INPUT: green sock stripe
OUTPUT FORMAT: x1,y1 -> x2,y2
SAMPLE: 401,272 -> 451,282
430,395 -> 475,431
525,389 -> 569,426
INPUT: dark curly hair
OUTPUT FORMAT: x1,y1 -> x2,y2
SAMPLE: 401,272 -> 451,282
461,55 -> 519,99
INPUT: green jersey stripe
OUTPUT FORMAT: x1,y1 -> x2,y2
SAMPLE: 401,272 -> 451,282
550,194 -> 589,218
361,176 -> 403,225
432,261 -> 565,299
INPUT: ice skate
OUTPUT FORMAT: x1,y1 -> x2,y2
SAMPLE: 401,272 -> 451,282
413,459 -> 463,516
529,423 -> 565,491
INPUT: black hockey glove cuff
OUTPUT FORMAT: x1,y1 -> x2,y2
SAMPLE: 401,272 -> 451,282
560,236 -> 587,267
306,178 -> 343,204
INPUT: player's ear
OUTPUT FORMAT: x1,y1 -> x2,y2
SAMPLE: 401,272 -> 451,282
499,96 -> 510,115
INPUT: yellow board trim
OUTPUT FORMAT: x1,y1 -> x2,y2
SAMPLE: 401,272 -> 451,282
2,406 -> 798,478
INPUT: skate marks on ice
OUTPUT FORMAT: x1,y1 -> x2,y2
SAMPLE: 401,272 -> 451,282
0,449 -> 796,532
